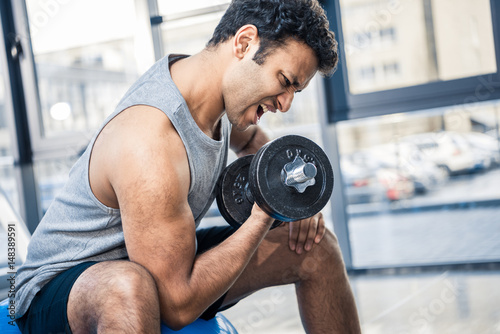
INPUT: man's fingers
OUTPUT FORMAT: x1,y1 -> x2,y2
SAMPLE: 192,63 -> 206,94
304,216 -> 319,252
295,220 -> 310,254
288,213 -> 325,254
315,213 -> 326,244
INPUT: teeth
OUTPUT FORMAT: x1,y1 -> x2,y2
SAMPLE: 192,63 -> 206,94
260,104 -> 269,113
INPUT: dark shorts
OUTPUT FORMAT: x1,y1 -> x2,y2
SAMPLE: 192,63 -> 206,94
17,225 -> 236,334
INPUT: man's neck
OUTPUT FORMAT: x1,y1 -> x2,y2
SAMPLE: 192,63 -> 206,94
170,48 -> 228,139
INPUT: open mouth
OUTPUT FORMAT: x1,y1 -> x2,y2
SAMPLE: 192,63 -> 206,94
256,104 -> 272,124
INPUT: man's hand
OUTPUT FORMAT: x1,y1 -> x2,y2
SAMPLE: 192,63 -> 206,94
286,213 -> 326,255
250,203 -> 276,226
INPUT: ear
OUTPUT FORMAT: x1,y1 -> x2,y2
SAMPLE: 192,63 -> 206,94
233,24 -> 259,60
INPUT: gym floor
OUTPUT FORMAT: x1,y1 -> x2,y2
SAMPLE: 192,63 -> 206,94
221,268 -> 500,333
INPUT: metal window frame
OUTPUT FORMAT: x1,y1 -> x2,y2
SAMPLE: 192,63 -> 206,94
147,0 -> 164,61
147,0 -> 230,61
324,0 -> 500,122
0,0 -> 40,233
317,78 -> 354,270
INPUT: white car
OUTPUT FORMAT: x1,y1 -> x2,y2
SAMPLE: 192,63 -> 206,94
402,132 -> 477,175
461,132 -> 500,169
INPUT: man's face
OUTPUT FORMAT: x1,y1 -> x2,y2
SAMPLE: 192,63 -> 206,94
222,39 -> 318,131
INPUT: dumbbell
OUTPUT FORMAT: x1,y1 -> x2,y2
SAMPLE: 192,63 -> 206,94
216,135 -> 334,229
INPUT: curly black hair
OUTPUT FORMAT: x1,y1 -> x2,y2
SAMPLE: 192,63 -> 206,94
207,0 -> 338,76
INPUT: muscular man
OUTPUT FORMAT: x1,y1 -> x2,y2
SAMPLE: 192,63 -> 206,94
15,0 -> 361,333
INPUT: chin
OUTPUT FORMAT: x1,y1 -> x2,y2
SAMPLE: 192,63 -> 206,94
227,110 -> 253,131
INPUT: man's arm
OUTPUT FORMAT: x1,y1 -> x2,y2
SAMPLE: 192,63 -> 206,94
95,107 -> 274,330
230,125 -> 270,156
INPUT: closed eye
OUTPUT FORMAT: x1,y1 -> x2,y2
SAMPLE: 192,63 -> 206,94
281,74 -> 302,93
282,74 -> 292,87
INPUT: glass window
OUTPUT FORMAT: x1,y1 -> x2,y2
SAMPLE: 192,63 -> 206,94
0,68 -> 11,156
160,11 -> 224,56
0,164 -> 18,215
23,0 -> 155,214
26,0 -> 147,138
157,1 -> 230,56
158,0 -> 229,17
337,100 -> 500,267
34,156 -> 80,215
340,0 -> 496,94
0,67 -> 19,213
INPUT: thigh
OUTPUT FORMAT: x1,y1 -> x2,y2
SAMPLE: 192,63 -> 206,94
16,261 -> 98,334
67,260 -> 159,333
66,229 -> 238,330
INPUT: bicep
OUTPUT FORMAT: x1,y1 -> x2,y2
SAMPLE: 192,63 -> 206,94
117,164 -> 196,271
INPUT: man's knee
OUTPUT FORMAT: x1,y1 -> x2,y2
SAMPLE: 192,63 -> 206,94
105,261 -> 158,303
317,228 -> 342,260
298,229 -> 345,279
277,228 -> 345,283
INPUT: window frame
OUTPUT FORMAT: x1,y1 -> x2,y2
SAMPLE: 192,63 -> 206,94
323,0 -> 500,122
147,0 -> 230,61
0,0 -> 40,233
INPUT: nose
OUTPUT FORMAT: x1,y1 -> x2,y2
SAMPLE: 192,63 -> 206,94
276,90 -> 294,113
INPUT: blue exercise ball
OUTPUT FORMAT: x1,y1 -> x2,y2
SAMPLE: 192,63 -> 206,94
0,298 -> 238,333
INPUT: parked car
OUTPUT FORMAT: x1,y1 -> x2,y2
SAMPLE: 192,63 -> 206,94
341,154 -> 385,205
461,132 -> 500,169
340,151 -> 415,204
367,142 -> 447,194
401,132 -> 479,175
375,168 -> 415,201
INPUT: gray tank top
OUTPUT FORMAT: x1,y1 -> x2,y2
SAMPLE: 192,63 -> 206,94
15,55 -> 231,318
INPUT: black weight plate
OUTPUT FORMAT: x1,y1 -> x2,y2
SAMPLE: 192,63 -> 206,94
249,135 -> 334,222
216,155 -> 283,230
216,155 -> 254,229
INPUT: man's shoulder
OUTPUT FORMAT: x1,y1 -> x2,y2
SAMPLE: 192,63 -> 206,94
114,105 -> 176,137
95,105 -> 185,167
91,104 -> 189,207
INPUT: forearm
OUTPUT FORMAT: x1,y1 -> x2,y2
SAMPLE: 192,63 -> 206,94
231,126 -> 270,157
158,212 -> 272,328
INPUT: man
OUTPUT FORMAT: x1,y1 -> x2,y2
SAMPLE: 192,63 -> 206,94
15,0 -> 361,333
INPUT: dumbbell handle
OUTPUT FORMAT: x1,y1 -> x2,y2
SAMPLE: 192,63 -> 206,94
285,162 -> 317,184
282,155 -> 317,193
